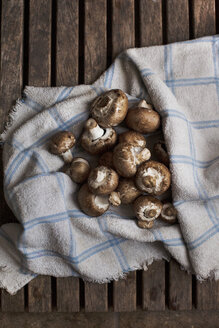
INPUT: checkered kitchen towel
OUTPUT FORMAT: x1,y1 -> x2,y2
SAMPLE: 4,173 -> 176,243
0,35 -> 219,294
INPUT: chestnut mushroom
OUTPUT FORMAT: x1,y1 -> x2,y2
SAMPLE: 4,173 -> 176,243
78,184 -> 109,217
88,166 -> 119,195
99,151 -> 114,169
160,202 -> 177,224
135,160 -> 171,196
116,178 -> 141,204
67,157 -> 90,184
91,89 -> 128,127
134,195 -> 163,229
153,140 -> 169,167
50,131 -> 76,163
125,100 -> 160,133
113,142 -> 151,178
81,118 -> 117,155
118,130 -> 146,148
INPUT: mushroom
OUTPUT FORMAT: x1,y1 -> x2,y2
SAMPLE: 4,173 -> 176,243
109,191 -> 121,207
50,131 -> 76,163
125,100 -> 160,133
78,184 -> 109,217
67,157 -> 90,184
135,160 -> 171,195
113,142 -> 151,178
91,89 -> 128,127
81,118 -> 117,155
116,178 -> 141,204
153,140 -> 169,167
88,166 -> 119,195
159,202 -> 177,224
118,131 -> 146,148
134,195 -> 163,228
99,151 -> 114,169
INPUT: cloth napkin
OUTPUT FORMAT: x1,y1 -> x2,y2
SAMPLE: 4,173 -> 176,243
0,35 -> 219,295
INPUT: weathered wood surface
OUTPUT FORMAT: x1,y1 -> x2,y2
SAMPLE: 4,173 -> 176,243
0,0 -> 218,314
0,311 -> 219,328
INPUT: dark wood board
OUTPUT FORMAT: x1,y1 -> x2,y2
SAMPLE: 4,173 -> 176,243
55,0 -> 80,313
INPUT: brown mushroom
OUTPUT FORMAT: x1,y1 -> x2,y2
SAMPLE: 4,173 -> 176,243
118,131 -> 146,148
88,166 -> 119,195
81,118 -> 117,155
78,184 -> 109,217
91,89 -> 128,127
67,157 -> 90,184
116,178 -> 141,204
109,191 -> 121,207
159,202 -> 177,224
50,131 -> 76,163
153,140 -> 169,167
99,151 -> 114,169
125,100 -> 160,133
135,160 -> 171,196
134,195 -> 163,228
113,142 -> 151,178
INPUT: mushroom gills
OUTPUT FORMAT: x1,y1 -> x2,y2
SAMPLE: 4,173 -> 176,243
137,203 -> 161,221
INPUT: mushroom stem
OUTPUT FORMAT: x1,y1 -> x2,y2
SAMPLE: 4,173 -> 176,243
138,100 -> 153,110
109,191 -> 121,206
135,148 -> 151,165
85,118 -> 104,140
61,149 -> 74,163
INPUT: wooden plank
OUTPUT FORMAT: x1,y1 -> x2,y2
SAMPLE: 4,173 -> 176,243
169,260 -> 192,310
192,0 -> 219,310
166,0 -> 189,43
55,0 -> 80,313
191,0 -> 216,37
142,261 -> 165,311
27,0 -> 52,312
113,272 -> 136,312
0,0 -> 25,312
83,0 -> 108,312
111,0 -> 136,312
139,0 -> 163,46
165,0 -> 192,311
139,1 -> 166,311
112,0 -> 135,58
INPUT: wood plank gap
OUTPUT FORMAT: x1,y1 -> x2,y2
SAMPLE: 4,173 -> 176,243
107,0 -> 112,66
192,274 -> 197,308
165,260 -> 169,308
136,270 -> 142,308
79,279 -> 85,310
162,0 -> 167,44
51,277 -> 57,311
189,0 -> 195,38
216,0 -> 219,33
78,0 -> 85,84
108,282 -> 113,309
23,0 -> 29,88
24,285 -> 28,311
134,0 -> 140,48
51,0 -> 57,86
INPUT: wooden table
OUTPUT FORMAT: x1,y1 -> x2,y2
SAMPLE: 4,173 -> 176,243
0,0 -> 219,326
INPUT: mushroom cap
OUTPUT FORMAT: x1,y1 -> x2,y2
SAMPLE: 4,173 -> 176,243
137,220 -> 154,229
160,202 -> 177,224
99,152 -> 114,169
113,142 -> 138,178
50,131 -> 76,154
68,157 -> 90,184
135,160 -> 171,195
81,126 -> 117,155
117,178 -> 141,204
88,166 -> 119,195
78,183 -> 109,217
153,140 -> 169,167
91,89 -> 128,127
134,195 -> 163,222
125,106 -> 160,133
119,131 -> 146,148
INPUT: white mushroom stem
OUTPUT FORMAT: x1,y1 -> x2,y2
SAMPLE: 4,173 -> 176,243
90,170 -> 107,188
94,195 -> 109,210
109,191 -> 121,206
135,148 -> 151,164
85,118 -> 104,140
61,149 -> 74,163
138,100 -> 153,110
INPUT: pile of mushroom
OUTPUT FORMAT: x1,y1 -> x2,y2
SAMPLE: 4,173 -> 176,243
49,89 -> 177,228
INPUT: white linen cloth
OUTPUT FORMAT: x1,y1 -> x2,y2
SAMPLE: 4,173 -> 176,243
0,35 -> 219,294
